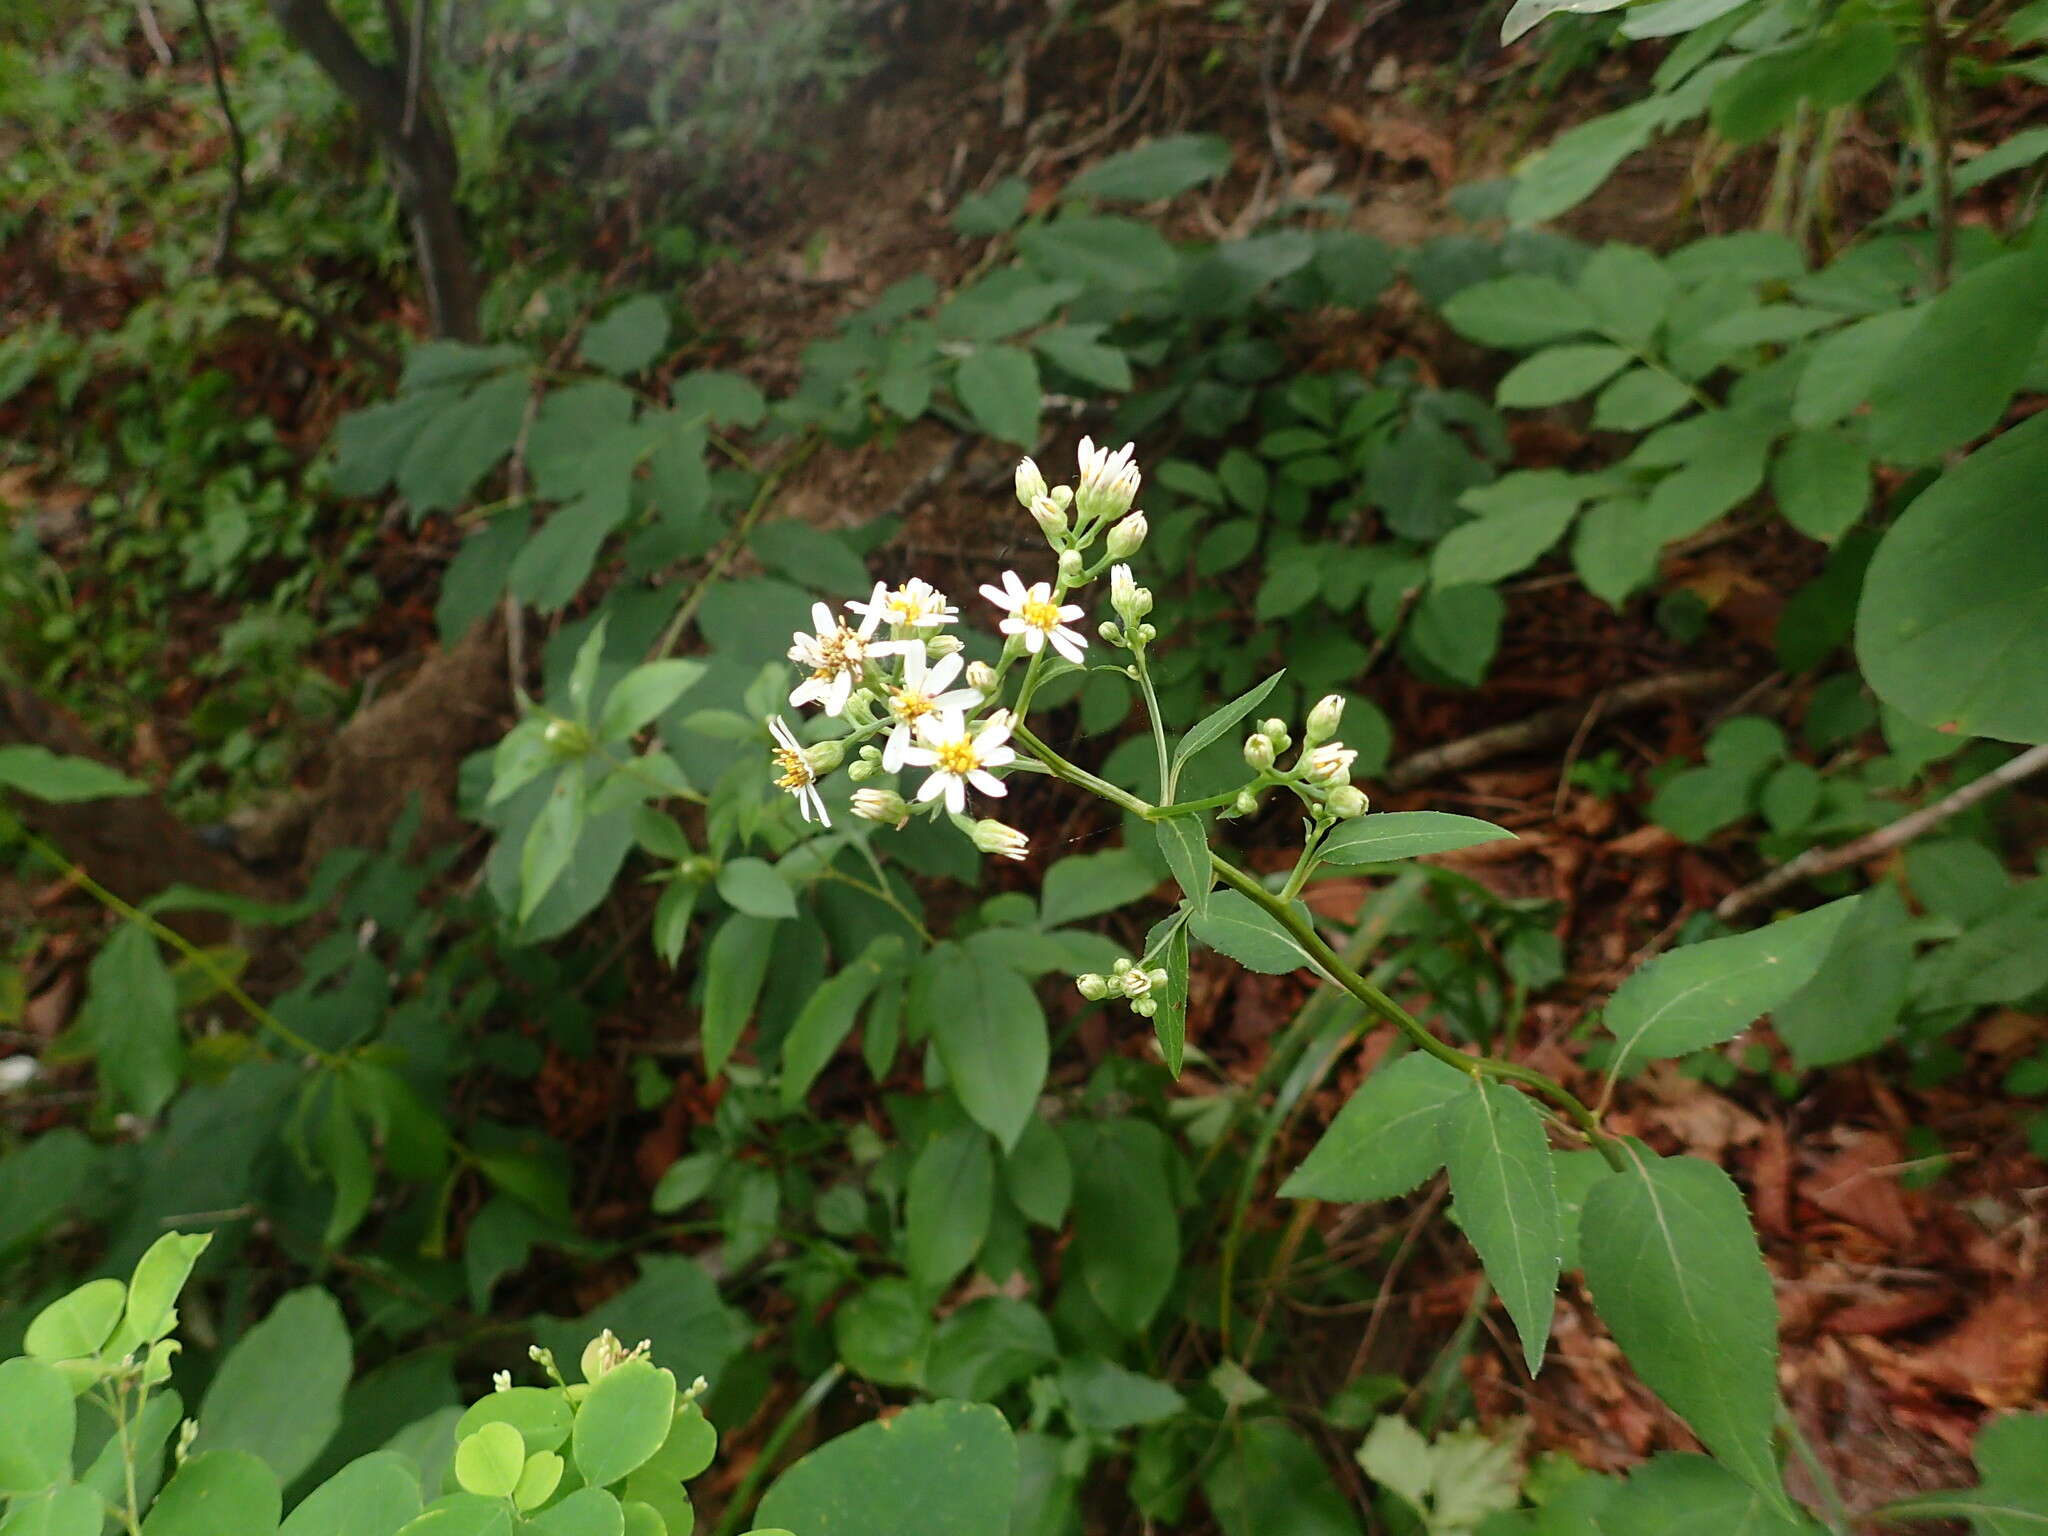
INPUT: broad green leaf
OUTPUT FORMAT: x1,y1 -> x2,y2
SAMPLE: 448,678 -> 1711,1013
1062,1118 -> 1178,1334
25,1276 -> 124,1360
1031,325 -> 1132,390
1580,243 -> 1677,349
670,370 -> 766,428
1171,670 -> 1284,781
953,177 -> 1028,236
1572,494 -> 1660,607
0,1484 -> 103,1536
1039,849 -> 1159,928
1865,241 -> 2048,463
1446,1079 -> 1561,1375
1791,306 -> 1917,429
454,1422 -> 526,1499
834,1277 -> 931,1386
598,661 -> 705,744
779,937 -> 902,1108
393,1493 -> 516,1536
0,1357 -> 72,1493
702,913 -> 778,1075
1067,134 -> 1232,201
1618,1454 -> 1821,1535
120,1231 -> 212,1348
83,923 -> 182,1117
1404,583 -> 1504,688
1508,100 -> 1663,225
527,1488 -> 625,1536
1431,497 -> 1578,587
143,1450 -> 282,1536
1154,816 -> 1211,913
1771,429 -> 1870,543
905,1126 -> 996,1293
1281,1052 -> 1471,1201
717,856 -> 797,919
0,745 -> 147,802
954,345 -> 1041,447
456,1388 -> 572,1456
1189,890 -> 1313,975
1056,1356 -> 1184,1431
1202,1419 -> 1363,1536
519,770 -> 588,924
1620,0 -> 1751,38
581,295 -> 671,376
1603,897 -> 1859,1075
754,1401 -> 1018,1536
573,1359 -> 676,1489
912,944 -> 1047,1149
193,1288 -> 352,1484
1003,1118 -> 1072,1229
926,1298 -> 1057,1401
1016,216 -> 1179,291
1440,276 -> 1594,348
0,1129 -> 97,1258
1856,411 -> 2048,743
1580,1150 -> 1786,1507
1593,368 -> 1693,430
396,374 -> 529,515
1502,0 -> 1632,43
1319,812 -> 1516,865
1496,343 -> 1632,406
1878,1411 -> 2048,1535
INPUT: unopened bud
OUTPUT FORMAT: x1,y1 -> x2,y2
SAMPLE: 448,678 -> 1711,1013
1076,973 -> 1111,1001
1131,996 -> 1158,1017
1305,694 -> 1345,747
1119,967 -> 1153,999
544,719 -> 592,757
971,819 -> 1029,861
1098,621 -> 1124,645
1105,510 -> 1148,560
1136,623 -> 1156,644
1028,493 -> 1068,540
1306,742 -> 1357,786
848,758 -> 877,780
1233,788 -> 1261,817
804,738 -> 845,775
1109,562 -> 1153,623
1016,457 -> 1049,508
965,660 -> 997,691
926,633 -> 963,658
1057,548 -> 1084,584
1327,784 -> 1369,818
1244,733 -> 1276,772
852,788 -> 909,827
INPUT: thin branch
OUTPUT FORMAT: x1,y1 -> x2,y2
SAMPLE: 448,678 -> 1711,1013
1716,742 -> 2048,921
403,0 -> 430,140
1923,0 -> 1958,288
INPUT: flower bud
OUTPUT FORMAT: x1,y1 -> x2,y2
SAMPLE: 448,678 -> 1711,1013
804,738 -> 845,775
543,718 -> 592,757
852,788 -> 909,827
1304,694 -> 1345,747
493,1370 -> 513,1393
1098,620 -> 1124,645
1110,956 -> 1132,975
971,819 -> 1029,861
1119,967 -> 1153,999
848,758 -> 877,781
1028,493 -> 1068,541
1243,732 -> 1276,772
1076,436 -> 1141,522
1016,456 -> 1049,508
1057,548 -> 1084,584
1326,784 -> 1369,818
1136,622 -> 1156,644
1076,973 -> 1111,1001
1233,788 -> 1261,817
1131,996 -> 1157,1018
965,660 -> 997,691
1105,510 -> 1148,559
1109,562 -> 1153,624
926,633 -> 963,658
1305,742 -> 1357,786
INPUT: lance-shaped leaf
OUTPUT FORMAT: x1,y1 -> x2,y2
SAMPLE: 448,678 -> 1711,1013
1280,1052 -> 1471,1202
1445,1079 -> 1562,1376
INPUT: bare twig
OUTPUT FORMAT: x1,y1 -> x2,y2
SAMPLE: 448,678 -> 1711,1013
133,0 -> 175,66
1716,742 -> 2048,921
1923,0 -> 1957,288
1283,0 -> 1335,87
1381,670 -> 1745,792
402,0 -> 430,141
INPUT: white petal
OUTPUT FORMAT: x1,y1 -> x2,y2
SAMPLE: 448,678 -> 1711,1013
883,725 -> 911,772
1056,604 -> 1085,622
900,644 -> 929,689
944,778 -> 966,814
932,688 -> 983,712
810,603 -> 835,635
916,773 -> 950,804
824,673 -> 854,715
976,716 -> 1013,750
925,651 -> 963,690
1050,629 -> 1086,665
790,679 -> 823,709
900,744 -> 938,766
968,770 -> 1007,797
978,745 -> 1016,769
998,617 -> 1028,637
1021,628 -> 1045,653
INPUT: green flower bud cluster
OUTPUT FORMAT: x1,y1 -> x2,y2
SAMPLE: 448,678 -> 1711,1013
1075,955 -> 1172,1017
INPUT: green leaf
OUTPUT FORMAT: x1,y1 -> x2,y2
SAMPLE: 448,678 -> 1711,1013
193,1288 -> 352,1484
527,1489 -> 625,1536
905,1126 -> 996,1293
1573,494 -> 1659,607
1603,897 -> 1859,1074
912,944 -> 1047,1149
1856,411 -> 2048,744
1066,134 -> 1232,201
25,1276 -> 125,1359
1039,848 -> 1159,929
1878,1411 -> 2048,1535
1189,890 -> 1312,975
581,295 -> 671,376
1772,883 -> 1911,1070
143,1450 -> 282,1536
1153,816 -> 1211,914
454,1422 -> 526,1499
754,1401 -> 1018,1536
1791,306 -> 1917,429
120,1231 -> 212,1348
1593,368 -> 1693,431
1432,497 -> 1578,587
926,1299 -> 1057,1401
0,745 -> 147,802
779,937 -> 901,1109
1508,100 -> 1662,225
1771,429 -> 1870,543
702,914 -> 779,1075
392,1493 -> 516,1536
1496,343 -> 1632,407
456,1388 -> 572,1456
1017,216 -> 1180,291
834,1277 -> 931,1387
1171,670 -> 1284,780
1445,1078 -> 1561,1375
1280,1052 -> 1471,1201
84,923 -> 182,1117
397,374 -> 530,515
1403,583 -> 1503,688
574,1359 -> 676,1489
1003,1119 -> 1072,1229
598,662 -> 705,744
953,345 -> 1041,447
1062,1118 -> 1178,1335
1153,922 -> 1189,1078
1202,1419 -> 1363,1536
519,770 -> 588,924
1580,1150 -> 1786,1507
717,857 -> 797,920
0,1484 -> 104,1536
1440,276 -> 1594,348
1319,812 -> 1515,865
1865,241 -> 2048,463
953,177 -> 1028,236
0,1357 -> 73,1493
1031,325 -> 1132,390
280,1451 -> 422,1536
1580,243 -> 1678,350
1501,0 -> 1633,43
1056,1356 -> 1185,1431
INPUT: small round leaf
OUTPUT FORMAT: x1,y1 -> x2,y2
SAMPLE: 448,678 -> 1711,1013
456,1388 -> 572,1455
141,1449 -> 282,1536
454,1421 -> 526,1499
0,1357 -> 74,1493
527,1487 -> 626,1536
26,1278 -> 127,1360
514,1450 -> 565,1511
572,1360 -> 676,1490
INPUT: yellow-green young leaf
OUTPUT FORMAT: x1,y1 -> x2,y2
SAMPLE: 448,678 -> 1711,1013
1444,1079 -> 1562,1376
754,1401 -> 1018,1536
0,745 -> 147,803
3,1485 -> 103,1536
457,1387 -> 573,1457
701,914 -> 779,1076
25,1277 -> 125,1360
118,1232 -> 211,1352
1319,812 -> 1516,866
525,1488 -> 625,1536
1280,1053 -> 1471,1201
0,1357 -> 74,1493
455,1422 -> 527,1499
905,1127 -> 996,1294
641,1401 -> 718,1483
1603,896 -> 1860,1075
142,1450 -> 282,1536
191,1288 -> 352,1485
1856,410 -> 2048,744
514,1451 -> 565,1511
573,1359 -> 677,1489
392,1492 -> 517,1535
1580,1151 -> 1788,1509
279,1451 -> 422,1536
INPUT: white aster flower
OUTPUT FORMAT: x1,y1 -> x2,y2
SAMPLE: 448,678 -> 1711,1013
902,709 -> 1017,815
847,578 -> 957,633
882,646 -> 984,772
769,716 -> 831,826
788,600 -> 913,717
1076,436 -> 1140,521
979,570 -> 1088,665
1306,742 -> 1358,786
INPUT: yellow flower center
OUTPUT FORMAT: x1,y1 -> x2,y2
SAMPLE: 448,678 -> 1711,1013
1021,599 -> 1062,632
935,738 -> 980,776
888,686 -> 935,721
811,625 -> 861,680
773,747 -> 812,789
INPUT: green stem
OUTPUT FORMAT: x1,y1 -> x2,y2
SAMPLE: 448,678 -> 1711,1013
1779,1402 -> 1853,1535
1011,723 -> 1152,817
1146,787 -> 1252,820
1130,647 -> 1173,800
712,1363 -> 846,1536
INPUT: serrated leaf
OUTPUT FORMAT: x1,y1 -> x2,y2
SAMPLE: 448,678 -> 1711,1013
1446,1079 -> 1561,1375
581,295 -> 671,376
1281,1052 -> 1471,1200
1154,816 -> 1211,913
1319,812 -> 1515,865
1189,890 -> 1312,975
1171,670 -> 1284,781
